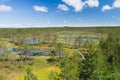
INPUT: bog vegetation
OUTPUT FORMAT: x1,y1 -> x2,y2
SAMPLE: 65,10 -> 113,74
0,27 -> 120,80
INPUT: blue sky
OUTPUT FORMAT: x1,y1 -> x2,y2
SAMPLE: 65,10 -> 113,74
0,0 -> 120,28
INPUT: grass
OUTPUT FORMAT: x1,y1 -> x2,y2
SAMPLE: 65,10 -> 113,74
36,66 -> 59,80
13,56 -> 59,80
15,66 -> 59,80
0,55 -> 58,80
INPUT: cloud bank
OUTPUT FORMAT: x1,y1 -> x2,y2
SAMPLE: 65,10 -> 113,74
0,4 -> 12,12
102,0 -> 120,12
61,0 -> 99,12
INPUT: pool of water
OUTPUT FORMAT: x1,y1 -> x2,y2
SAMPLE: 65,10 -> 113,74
19,49 -> 65,56
19,49 -> 54,56
24,39 -> 39,44
8,48 -> 19,52
82,36 -> 101,40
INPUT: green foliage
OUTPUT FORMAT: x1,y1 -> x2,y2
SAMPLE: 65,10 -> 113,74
24,68 -> 39,80
49,54 -> 80,80
59,54 -> 80,80
99,33 -> 120,79
49,71 -> 60,80
50,32 -> 120,80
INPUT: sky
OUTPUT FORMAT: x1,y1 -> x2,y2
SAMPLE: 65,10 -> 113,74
0,0 -> 120,28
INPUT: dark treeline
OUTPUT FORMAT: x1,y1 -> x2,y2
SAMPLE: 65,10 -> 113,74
0,27 -> 120,37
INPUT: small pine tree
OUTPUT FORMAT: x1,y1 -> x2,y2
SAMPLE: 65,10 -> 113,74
54,54 -> 80,80
24,68 -> 39,80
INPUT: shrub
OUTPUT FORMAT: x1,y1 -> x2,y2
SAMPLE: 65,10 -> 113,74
24,68 -> 39,80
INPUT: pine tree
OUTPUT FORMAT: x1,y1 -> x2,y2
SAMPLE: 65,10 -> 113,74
24,68 -> 39,80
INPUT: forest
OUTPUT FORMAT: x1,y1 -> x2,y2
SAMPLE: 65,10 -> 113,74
0,27 -> 120,80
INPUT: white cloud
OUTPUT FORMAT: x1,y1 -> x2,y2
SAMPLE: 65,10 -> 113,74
61,0 -> 99,12
58,4 -> 69,11
86,0 -> 99,7
102,0 -> 120,12
102,5 -> 112,12
113,0 -> 120,8
62,0 -> 85,12
33,5 -> 48,12
0,4 -> 12,12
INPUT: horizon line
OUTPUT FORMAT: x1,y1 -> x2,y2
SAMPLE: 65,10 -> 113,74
0,25 -> 120,28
